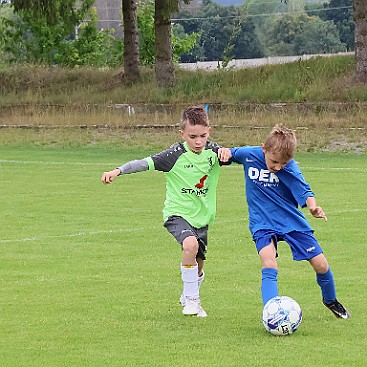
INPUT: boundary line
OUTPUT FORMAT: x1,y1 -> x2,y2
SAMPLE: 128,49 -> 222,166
0,210 -> 365,244
0,159 -> 366,171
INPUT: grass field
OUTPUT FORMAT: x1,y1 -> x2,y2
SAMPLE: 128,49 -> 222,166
0,145 -> 366,367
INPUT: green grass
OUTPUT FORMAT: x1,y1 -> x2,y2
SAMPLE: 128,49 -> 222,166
0,56 -> 363,106
0,146 -> 365,366
0,57 -> 366,155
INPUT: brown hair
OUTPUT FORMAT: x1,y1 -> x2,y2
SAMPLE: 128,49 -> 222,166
180,105 -> 209,130
263,124 -> 297,161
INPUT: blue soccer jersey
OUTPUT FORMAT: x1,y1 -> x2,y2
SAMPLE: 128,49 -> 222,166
230,146 -> 315,235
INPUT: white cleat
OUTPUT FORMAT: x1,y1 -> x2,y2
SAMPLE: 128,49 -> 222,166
197,305 -> 208,318
180,293 -> 185,306
182,297 -> 200,316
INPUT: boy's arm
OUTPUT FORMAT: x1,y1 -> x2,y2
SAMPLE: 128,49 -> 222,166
102,159 -> 148,184
306,196 -> 328,222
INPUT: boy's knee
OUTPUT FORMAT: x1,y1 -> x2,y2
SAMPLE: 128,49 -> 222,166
261,259 -> 278,269
309,254 -> 329,274
182,236 -> 199,255
315,263 -> 329,274
259,245 -> 278,269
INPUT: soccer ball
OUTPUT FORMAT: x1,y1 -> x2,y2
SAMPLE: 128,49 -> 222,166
262,296 -> 302,336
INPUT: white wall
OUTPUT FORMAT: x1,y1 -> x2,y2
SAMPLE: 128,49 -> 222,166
179,52 -> 354,71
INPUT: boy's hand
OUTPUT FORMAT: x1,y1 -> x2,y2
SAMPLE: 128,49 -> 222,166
218,147 -> 232,162
309,206 -> 328,222
102,169 -> 120,184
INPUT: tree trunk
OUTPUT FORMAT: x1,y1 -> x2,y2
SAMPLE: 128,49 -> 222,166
354,0 -> 367,83
122,0 -> 140,84
154,0 -> 175,87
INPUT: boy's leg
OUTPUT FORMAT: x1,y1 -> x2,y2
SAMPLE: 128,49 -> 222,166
179,268 -> 204,303
309,254 -> 336,303
181,235 -> 201,315
164,216 -> 208,316
261,268 -> 278,305
258,239 -> 279,305
309,254 -> 351,319
180,258 -> 206,316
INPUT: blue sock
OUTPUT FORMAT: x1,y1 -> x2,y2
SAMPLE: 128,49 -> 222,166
316,267 -> 336,304
261,268 -> 278,305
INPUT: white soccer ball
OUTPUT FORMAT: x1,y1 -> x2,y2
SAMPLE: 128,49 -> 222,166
262,296 -> 302,336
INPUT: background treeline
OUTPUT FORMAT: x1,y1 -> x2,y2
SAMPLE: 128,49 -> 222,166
0,0 -> 353,68
0,0 -> 196,67
175,0 -> 354,62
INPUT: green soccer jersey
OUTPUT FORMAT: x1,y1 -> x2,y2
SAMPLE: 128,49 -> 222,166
145,141 -> 222,228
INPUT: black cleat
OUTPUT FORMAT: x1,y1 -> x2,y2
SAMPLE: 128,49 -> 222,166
323,298 -> 351,319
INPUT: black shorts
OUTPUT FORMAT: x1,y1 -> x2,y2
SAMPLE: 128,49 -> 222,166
163,215 -> 208,260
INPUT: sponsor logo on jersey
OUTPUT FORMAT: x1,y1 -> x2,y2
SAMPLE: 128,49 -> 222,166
248,167 -> 279,187
181,175 -> 209,196
195,175 -> 208,189
181,188 -> 209,196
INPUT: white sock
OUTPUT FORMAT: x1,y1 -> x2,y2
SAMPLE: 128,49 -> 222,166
181,263 -> 199,299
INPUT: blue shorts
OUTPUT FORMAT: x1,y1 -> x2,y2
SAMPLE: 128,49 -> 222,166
253,230 -> 323,261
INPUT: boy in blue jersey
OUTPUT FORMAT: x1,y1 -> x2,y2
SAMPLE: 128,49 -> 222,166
225,124 -> 350,319
102,105 -> 230,317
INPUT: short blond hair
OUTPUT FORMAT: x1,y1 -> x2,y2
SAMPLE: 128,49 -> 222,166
264,124 -> 297,161
180,105 -> 209,130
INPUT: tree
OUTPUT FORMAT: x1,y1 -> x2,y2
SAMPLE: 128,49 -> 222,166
2,1 -> 122,66
122,0 -> 140,84
266,14 -> 308,56
154,0 -> 176,87
153,0 -> 193,87
11,0 -> 140,81
285,0 -> 304,13
0,1 -> 15,63
294,17 -> 346,55
176,0 -> 264,62
354,0 -> 367,83
319,0 -> 354,51
11,0 -> 92,32
229,13 -> 263,60
138,0 -> 197,66
246,0 -> 285,55
280,0 -> 367,83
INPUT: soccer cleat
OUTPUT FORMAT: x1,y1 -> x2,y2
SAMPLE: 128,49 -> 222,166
180,271 -> 205,306
180,293 -> 185,306
180,294 -> 207,317
182,296 -> 201,316
323,298 -> 351,319
197,305 -> 208,318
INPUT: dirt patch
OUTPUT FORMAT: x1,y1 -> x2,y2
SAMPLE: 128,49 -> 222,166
323,140 -> 366,153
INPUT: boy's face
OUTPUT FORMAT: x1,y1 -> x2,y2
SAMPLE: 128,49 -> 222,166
180,122 -> 211,154
262,145 -> 291,173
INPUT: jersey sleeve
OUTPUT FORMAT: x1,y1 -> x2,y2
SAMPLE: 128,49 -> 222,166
282,160 -> 315,208
230,146 -> 250,164
147,142 -> 185,172
206,141 -> 221,154
207,141 -> 231,166
118,159 -> 149,174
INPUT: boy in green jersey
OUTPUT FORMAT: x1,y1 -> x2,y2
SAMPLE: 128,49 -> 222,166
102,105 -> 230,317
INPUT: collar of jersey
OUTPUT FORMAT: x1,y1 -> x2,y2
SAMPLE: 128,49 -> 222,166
183,141 -> 205,156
